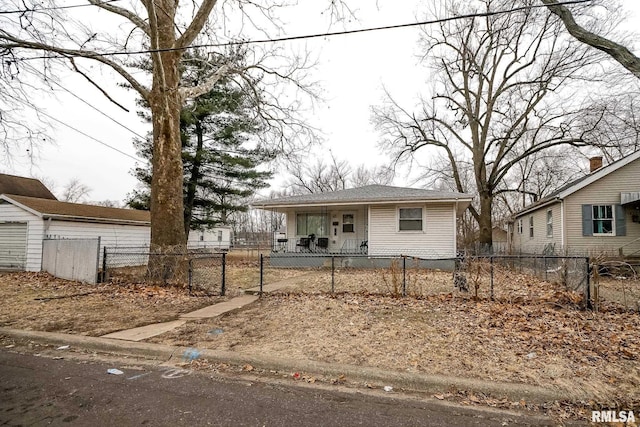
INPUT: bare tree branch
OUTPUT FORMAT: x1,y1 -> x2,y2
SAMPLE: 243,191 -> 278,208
542,0 -> 640,78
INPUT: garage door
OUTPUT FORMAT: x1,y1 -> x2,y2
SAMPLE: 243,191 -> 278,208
0,222 -> 27,270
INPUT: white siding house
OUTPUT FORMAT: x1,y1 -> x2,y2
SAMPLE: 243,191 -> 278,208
253,185 -> 472,258
512,152 -> 640,256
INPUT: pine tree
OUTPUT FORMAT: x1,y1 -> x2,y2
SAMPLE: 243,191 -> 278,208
128,59 -> 274,235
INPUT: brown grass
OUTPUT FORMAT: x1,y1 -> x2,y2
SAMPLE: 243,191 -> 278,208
0,272 -> 223,336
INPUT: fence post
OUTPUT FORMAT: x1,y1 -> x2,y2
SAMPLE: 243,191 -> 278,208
585,257 -> 592,310
101,245 -> 107,283
402,256 -> 407,297
259,254 -> 264,297
331,256 -> 335,294
221,252 -> 226,296
544,256 -> 548,281
188,259 -> 193,295
490,256 -> 494,300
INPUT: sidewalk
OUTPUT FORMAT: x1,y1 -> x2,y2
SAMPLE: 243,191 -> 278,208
101,272 -> 316,342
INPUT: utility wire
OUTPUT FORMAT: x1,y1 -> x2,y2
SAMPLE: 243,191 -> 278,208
23,62 -> 148,140
10,0 -> 592,60
32,107 -> 144,163
0,0 -> 120,14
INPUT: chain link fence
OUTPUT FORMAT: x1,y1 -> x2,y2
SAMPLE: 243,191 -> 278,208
453,255 -> 590,304
250,253 -> 591,307
99,247 -> 629,310
101,247 -> 226,296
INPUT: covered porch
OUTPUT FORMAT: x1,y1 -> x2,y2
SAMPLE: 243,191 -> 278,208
271,204 -> 369,255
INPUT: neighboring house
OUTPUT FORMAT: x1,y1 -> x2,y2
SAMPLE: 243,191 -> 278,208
511,153 -> 640,256
0,173 -> 57,200
188,226 -> 231,251
253,184 -> 473,258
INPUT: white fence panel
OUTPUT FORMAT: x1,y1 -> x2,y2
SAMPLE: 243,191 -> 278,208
42,238 -> 100,284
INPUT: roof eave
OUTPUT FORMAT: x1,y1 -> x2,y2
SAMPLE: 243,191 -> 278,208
557,150 -> 640,199
513,197 -> 561,218
43,214 -> 150,226
253,197 -> 474,210
0,194 -> 44,218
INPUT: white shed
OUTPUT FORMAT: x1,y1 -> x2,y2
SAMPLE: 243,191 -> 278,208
0,194 -> 151,271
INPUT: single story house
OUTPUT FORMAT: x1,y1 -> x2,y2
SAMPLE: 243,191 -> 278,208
511,152 -> 640,256
253,184 -> 473,259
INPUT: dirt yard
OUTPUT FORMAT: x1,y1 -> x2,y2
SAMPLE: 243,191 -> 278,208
1,264 -> 639,421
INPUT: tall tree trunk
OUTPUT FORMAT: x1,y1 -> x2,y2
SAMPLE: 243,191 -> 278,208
147,2 -> 187,282
184,121 -> 205,235
478,192 -> 493,252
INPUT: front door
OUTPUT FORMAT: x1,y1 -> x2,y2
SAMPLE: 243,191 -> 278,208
336,211 -> 357,252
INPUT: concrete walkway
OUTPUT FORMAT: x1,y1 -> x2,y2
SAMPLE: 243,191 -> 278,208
99,273 -> 313,342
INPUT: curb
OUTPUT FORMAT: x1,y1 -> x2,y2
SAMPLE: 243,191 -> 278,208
0,327 -> 569,404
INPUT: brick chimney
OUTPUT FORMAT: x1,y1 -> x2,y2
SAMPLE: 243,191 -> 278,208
589,156 -> 603,173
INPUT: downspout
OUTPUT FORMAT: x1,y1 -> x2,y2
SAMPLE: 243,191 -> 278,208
453,201 -> 458,256
560,201 -> 565,252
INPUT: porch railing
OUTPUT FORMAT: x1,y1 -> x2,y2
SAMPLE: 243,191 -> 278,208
271,237 -> 367,254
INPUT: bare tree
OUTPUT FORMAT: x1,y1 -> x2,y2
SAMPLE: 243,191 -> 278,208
285,151 -> 393,194
59,177 -> 91,203
1,0 -> 345,278
0,59 -> 49,162
542,0 -> 640,78
373,0 -> 624,247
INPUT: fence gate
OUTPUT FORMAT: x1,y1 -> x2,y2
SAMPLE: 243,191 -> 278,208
42,238 -> 100,284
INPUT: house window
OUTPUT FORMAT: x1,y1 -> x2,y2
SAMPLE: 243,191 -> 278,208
517,219 -> 523,234
592,205 -> 614,235
546,210 -> 553,238
217,230 -> 223,242
529,216 -> 534,238
399,207 -> 423,231
342,213 -> 355,233
296,213 -> 328,236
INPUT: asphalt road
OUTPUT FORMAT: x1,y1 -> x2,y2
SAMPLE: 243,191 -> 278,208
0,350 -> 557,426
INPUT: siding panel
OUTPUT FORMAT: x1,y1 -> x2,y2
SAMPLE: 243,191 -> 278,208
513,202 -> 562,254
565,158 -> 640,255
369,203 -> 455,258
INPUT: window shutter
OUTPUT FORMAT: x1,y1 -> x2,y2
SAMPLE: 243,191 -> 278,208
582,204 -> 593,236
615,204 -> 626,236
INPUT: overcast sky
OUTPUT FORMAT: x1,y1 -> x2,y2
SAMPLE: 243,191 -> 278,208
2,0 -> 639,203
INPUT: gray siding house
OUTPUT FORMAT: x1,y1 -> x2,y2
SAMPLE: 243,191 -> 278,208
253,185 -> 472,258
511,152 -> 640,256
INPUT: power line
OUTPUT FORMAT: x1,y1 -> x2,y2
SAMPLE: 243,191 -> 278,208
0,0 -> 120,14
23,62 -> 148,140
10,0 -> 592,60
33,107 -> 144,163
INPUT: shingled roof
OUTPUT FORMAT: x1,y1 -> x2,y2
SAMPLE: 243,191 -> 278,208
0,173 -> 57,200
2,194 -> 150,225
253,184 -> 473,208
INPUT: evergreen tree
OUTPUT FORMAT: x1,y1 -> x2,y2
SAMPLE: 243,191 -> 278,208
128,61 -> 274,235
